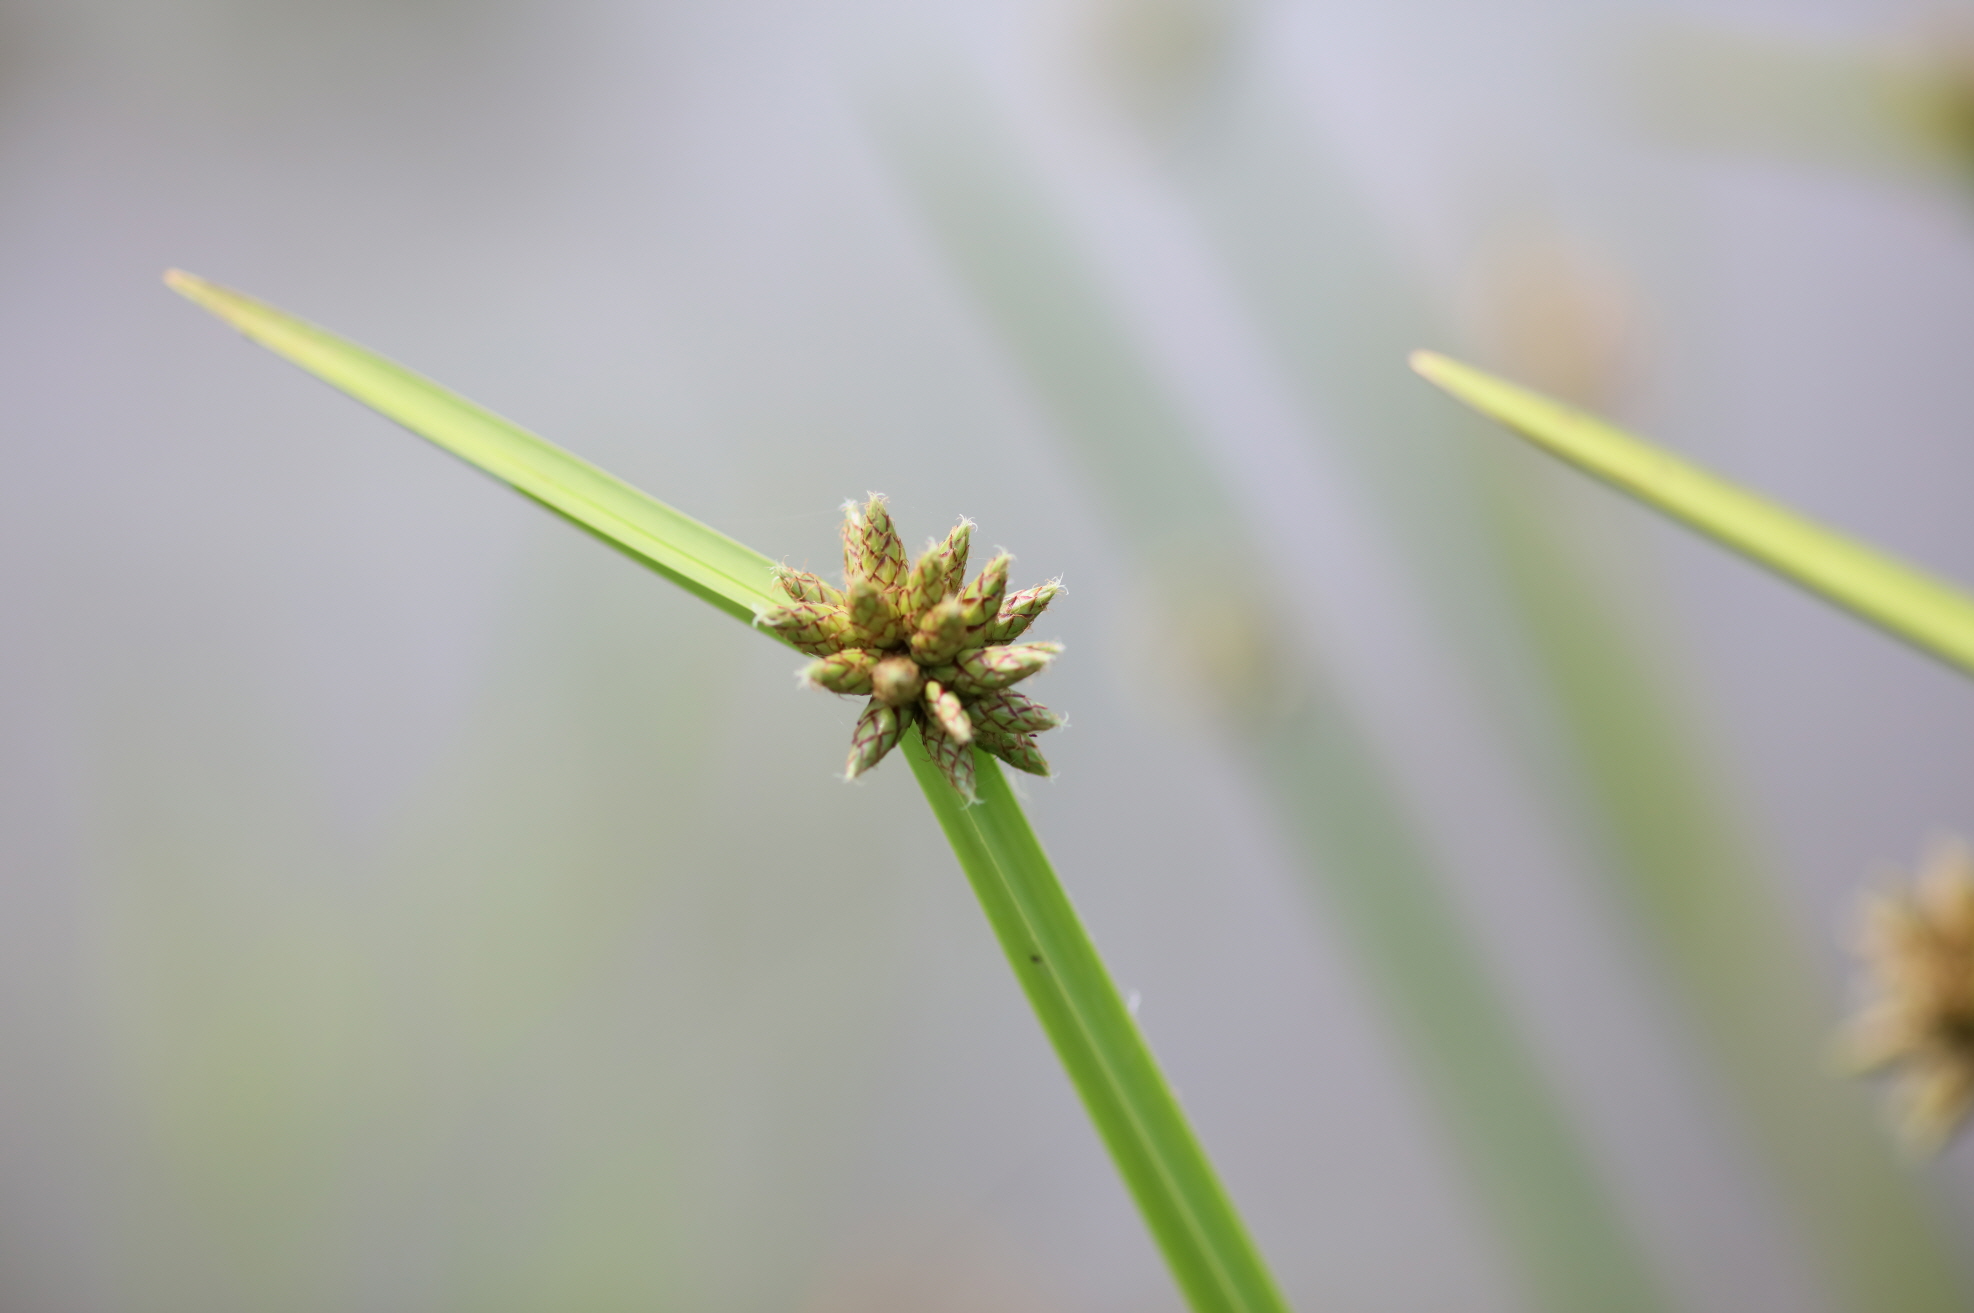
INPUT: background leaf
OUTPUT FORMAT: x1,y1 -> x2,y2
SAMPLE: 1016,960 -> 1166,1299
1413,349 -> 1974,678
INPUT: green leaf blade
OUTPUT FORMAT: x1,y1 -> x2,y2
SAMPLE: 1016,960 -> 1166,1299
165,269 -> 781,624
1411,350 -> 1974,677
906,739 -> 1293,1313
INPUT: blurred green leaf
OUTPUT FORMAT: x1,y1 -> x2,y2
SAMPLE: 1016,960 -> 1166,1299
1413,350 -> 1974,678
1145,88 -> 1960,1312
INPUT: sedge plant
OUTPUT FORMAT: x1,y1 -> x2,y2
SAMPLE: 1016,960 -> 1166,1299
1412,350 -> 1974,1155
166,270 -> 1291,1313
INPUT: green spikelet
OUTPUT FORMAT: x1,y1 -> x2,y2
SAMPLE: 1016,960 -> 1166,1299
918,715 -> 977,801
967,688 -> 1064,736
985,579 -> 1061,643
910,596 -> 968,665
871,654 -> 925,708
790,504 -> 1060,784
759,601 -> 852,656
840,501 -> 867,584
902,531 -> 963,625
944,642 -> 1062,696
846,578 -> 906,649
774,565 -> 843,607
977,728 -> 1051,777
926,519 -> 972,597
858,495 -> 909,590
846,698 -> 908,778
901,553 -> 940,627
959,553 -> 1011,628
803,649 -> 879,695
923,679 -> 973,743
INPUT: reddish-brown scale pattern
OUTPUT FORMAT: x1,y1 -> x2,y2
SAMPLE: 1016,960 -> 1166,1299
968,689 -> 1063,736
924,680 -> 973,744
759,600 -> 853,656
845,579 -> 906,649
774,567 -> 844,607
806,649 -> 879,695
846,699 -> 909,778
919,712 -> 977,800
910,598 -> 967,665
985,581 -> 1061,643
958,553 -> 1010,629
945,643 -> 1061,697
857,498 -> 909,589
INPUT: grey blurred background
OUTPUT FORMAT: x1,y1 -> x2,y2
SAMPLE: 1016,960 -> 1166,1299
3,1 -> 1972,1310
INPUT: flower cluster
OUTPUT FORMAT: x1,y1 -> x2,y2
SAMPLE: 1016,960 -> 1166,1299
756,495 -> 1064,801
1840,839 -> 1974,1151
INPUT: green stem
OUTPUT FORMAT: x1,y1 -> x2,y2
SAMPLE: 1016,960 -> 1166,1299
906,737 -> 1292,1313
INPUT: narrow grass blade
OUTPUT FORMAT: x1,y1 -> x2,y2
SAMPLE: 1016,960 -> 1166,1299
169,273 -> 1294,1313
906,739 -> 1291,1313
1412,350 -> 1974,678
164,270 -> 781,624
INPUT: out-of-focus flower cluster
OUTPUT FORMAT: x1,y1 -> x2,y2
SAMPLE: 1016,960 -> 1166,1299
1841,839 -> 1974,1152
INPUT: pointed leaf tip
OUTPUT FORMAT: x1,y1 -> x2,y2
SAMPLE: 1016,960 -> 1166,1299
1408,349 -> 1449,379
164,268 -> 221,309
161,274 -> 783,625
